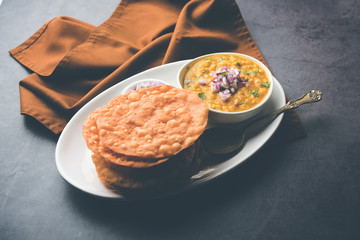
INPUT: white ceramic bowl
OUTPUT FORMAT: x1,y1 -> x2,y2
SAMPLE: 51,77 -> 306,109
122,78 -> 166,94
177,52 -> 274,124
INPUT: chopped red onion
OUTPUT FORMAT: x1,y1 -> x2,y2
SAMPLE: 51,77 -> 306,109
219,89 -> 231,102
125,80 -> 165,93
198,78 -> 208,86
210,66 -> 247,102
210,81 -> 221,92
221,76 -> 229,88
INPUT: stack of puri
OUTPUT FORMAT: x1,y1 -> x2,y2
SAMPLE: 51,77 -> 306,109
83,85 -> 209,199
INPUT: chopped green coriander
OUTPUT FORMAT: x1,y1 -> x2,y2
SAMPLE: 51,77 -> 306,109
220,71 -> 229,75
198,92 -> 206,100
239,101 -> 246,105
261,82 -> 271,88
218,57 -> 226,63
204,69 -> 209,73
204,57 -> 211,61
186,83 -> 192,88
241,70 -> 260,75
237,61 -> 241,67
250,90 -> 259,97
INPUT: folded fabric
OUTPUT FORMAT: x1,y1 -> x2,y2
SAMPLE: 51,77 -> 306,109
9,0 -> 305,142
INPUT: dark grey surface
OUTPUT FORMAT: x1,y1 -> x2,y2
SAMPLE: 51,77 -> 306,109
1,0 -> 359,239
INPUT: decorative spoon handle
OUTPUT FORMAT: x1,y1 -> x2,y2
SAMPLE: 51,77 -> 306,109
243,90 -> 323,130
270,90 -> 323,117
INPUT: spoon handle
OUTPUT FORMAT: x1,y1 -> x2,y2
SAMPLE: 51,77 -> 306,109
270,90 -> 322,117
244,90 -> 323,130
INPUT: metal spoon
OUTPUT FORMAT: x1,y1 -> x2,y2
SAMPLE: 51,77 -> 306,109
200,90 -> 322,154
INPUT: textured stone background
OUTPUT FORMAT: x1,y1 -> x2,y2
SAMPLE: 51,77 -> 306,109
0,0 -> 359,239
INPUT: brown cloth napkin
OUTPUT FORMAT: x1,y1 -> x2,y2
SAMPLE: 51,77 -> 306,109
9,0 -> 305,142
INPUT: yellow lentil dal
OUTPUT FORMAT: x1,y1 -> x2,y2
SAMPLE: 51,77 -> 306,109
183,55 -> 271,112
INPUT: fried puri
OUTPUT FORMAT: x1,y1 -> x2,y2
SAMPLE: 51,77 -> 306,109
82,85 -> 208,196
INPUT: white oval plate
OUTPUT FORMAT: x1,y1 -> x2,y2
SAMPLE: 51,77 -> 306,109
55,60 -> 285,199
